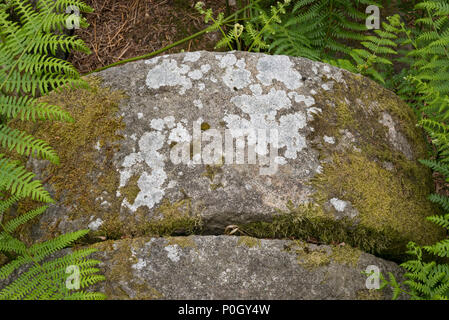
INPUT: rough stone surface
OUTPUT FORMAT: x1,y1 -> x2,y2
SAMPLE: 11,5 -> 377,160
10,51 -> 442,256
89,235 -> 404,300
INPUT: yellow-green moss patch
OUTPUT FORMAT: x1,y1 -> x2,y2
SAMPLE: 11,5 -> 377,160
312,152 -> 443,251
93,238 -> 165,300
331,245 -> 362,267
166,235 -> 197,248
285,240 -> 331,269
356,289 -> 384,300
142,198 -> 203,236
120,174 -> 141,206
237,236 -> 261,248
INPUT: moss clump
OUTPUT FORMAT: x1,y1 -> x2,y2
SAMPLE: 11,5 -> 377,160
141,198 -> 203,236
6,77 -> 205,241
237,236 -> 261,248
335,101 -> 356,129
312,153 -> 442,252
166,235 -> 197,248
285,240 -> 331,269
93,238 -> 165,300
300,72 -> 445,257
6,76 -> 129,239
200,122 -> 211,131
356,289 -> 384,300
120,174 -> 140,206
202,164 -> 223,182
331,245 -> 361,267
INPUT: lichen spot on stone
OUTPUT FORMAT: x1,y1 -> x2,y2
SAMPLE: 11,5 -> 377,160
164,244 -> 181,262
219,54 -> 252,90
323,136 -> 335,144
183,51 -> 201,63
119,131 -> 168,212
224,88 -> 307,161
330,198 -> 348,212
237,236 -> 261,248
256,55 -> 303,90
88,217 -> 104,231
146,59 -> 192,95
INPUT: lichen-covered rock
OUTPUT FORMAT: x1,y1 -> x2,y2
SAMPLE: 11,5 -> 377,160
10,51 -> 442,257
89,235 -> 404,300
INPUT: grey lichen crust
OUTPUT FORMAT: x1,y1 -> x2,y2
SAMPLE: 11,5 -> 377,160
18,51 -> 441,255
91,235 -> 404,300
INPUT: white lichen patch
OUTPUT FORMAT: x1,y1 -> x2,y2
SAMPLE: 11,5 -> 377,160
256,55 -> 303,90
188,69 -> 203,80
119,131 -> 168,211
164,245 -> 181,262
330,198 -> 348,212
151,118 -> 165,131
119,114 -> 195,212
288,92 -> 315,107
183,51 -> 201,62
168,122 -> 191,144
224,88 -> 307,160
201,64 -> 211,73
250,84 -> 263,95
88,217 -> 104,231
219,55 -> 252,90
131,258 -> 147,271
146,59 -> 192,95
323,136 -> 335,144
193,99 -> 203,109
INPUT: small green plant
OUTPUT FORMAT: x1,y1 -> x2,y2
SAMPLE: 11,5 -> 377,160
196,0 -> 292,53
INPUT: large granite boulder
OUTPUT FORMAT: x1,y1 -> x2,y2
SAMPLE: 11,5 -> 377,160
11,51 -> 442,257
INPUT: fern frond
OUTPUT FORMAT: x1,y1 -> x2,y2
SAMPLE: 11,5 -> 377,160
0,155 -> 52,203
0,125 -> 59,163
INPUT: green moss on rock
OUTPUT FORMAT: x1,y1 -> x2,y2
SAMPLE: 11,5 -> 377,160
312,152 -> 442,252
331,245 -> 361,267
356,289 -> 384,300
166,235 -> 197,248
93,238 -> 165,300
237,236 -> 261,248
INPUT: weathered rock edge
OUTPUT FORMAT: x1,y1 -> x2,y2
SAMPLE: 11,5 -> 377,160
10,51 -> 442,257
88,235 -> 404,300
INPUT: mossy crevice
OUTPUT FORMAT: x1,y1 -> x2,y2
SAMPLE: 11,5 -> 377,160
239,203 -> 394,256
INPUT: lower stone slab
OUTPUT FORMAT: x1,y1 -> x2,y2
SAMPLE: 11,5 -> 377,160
90,235 -> 404,300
